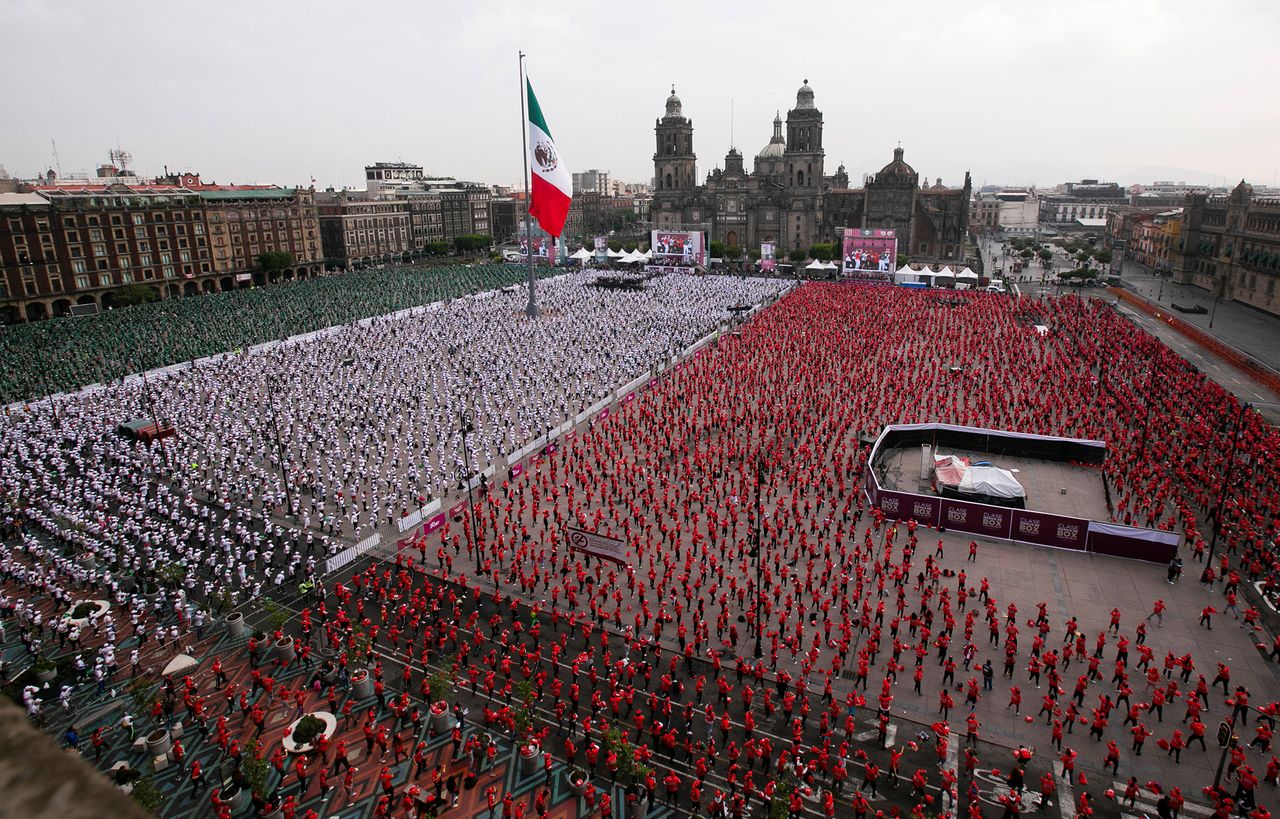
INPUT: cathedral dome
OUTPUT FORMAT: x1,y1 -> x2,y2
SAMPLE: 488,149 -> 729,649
877,146 -> 916,180
795,79 -> 815,110
664,85 -> 682,117
757,111 -> 786,159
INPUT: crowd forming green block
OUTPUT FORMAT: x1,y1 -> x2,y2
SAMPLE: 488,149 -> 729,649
0,264 -> 557,405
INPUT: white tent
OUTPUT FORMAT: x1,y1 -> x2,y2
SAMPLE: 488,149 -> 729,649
896,264 -> 915,277
822,261 -> 839,270
570,247 -> 593,261
619,251 -> 644,264
641,249 -> 653,259
956,267 -> 979,281
937,266 -> 955,277
805,260 -> 825,270
606,248 -> 623,258
960,465 -> 1026,500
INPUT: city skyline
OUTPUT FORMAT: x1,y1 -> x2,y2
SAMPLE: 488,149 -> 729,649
2,0 -> 1278,191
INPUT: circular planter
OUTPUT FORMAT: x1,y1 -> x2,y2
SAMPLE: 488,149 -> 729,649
273,637 -> 296,664
281,712 -> 336,755
351,669 -> 373,700
145,728 -> 172,758
65,599 -> 110,627
519,740 -> 541,776
114,572 -> 136,593
225,612 -> 248,639
429,700 -> 454,734
222,785 -> 250,811
568,772 -> 589,796
34,667 -> 57,683
77,554 -> 98,571
627,798 -> 646,819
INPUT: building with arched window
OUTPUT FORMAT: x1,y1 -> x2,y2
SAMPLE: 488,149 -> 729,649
650,81 -> 971,262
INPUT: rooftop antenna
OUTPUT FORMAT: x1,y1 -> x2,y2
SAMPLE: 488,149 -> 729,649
50,139 -> 62,175
730,97 -> 734,151
109,145 -> 132,173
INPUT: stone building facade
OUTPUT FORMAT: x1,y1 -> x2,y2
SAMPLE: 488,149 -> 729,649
1172,180 -> 1280,316
650,82 -> 971,261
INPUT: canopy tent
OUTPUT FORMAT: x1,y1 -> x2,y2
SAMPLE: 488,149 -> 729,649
934,451 -> 1026,507
896,264 -> 916,277
619,251 -> 646,264
933,454 -> 969,487
805,260 -> 826,270
640,249 -> 653,259
956,268 -> 979,281
606,248 -> 623,258
937,266 -> 955,277
570,247 -> 593,261
822,261 -> 839,270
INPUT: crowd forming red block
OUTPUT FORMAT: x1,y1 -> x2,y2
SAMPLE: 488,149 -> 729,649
414,283 -> 1280,814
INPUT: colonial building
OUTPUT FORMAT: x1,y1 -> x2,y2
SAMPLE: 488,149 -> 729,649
1172,181 -> 1280,316
316,191 -> 411,267
200,188 -> 322,287
650,82 -> 971,261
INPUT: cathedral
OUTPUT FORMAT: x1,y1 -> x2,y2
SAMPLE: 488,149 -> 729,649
650,81 -> 972,261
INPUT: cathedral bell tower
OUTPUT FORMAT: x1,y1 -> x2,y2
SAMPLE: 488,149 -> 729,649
784,80 -> 824,189
654,86 -> 696,193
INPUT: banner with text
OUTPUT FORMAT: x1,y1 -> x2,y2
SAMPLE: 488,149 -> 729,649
761,242 -> 776,273
566,527 -> 629,565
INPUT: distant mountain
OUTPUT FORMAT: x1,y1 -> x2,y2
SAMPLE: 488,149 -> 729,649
1118,165 -> 1229,187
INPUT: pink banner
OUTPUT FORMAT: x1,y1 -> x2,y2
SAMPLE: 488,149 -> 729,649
448,501 -> 466,521
510,462 -> 524,478
422,513 -> 446,536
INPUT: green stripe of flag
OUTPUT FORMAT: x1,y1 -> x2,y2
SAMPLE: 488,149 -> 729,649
527,79 -> 552,139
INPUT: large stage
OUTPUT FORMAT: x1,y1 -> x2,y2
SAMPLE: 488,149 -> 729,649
864,423 -> 1181,564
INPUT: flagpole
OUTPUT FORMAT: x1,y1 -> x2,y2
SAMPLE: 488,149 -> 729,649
519,51 -> 539,318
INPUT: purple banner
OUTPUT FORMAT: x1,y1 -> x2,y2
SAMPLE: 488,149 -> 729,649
1010,509 -> 1088,551
1087,522 -> 1179,564
598,408 -> 610,420
877,490 -> 940,527
939,500 -> 1013,540
447,501 -> 466,521
422,512 -> 446,536
510,462 -> 524,479
862,467 -> 880,507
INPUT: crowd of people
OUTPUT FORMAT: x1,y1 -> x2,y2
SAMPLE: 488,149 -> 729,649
2,279 -> 1279,819
0,263 -> 559,404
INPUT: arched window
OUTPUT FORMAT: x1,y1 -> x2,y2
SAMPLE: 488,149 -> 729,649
665,173 -> 672,190
797,171 -> 805,186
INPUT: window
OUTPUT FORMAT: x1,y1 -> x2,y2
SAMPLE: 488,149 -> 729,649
89,228 -> 103,241
138,241 -> 150,252
75,275 -> 90,289
135,226 -> 147,238
92,243 -> 107,257
121,271 -> 134,283
132,214 -> 144,225
71,259 -> 87,274
162,265 -> 175,278
66,230 -> 80,242
139,254 -> 152,266
63,217 -> 77,228
119,257 -> 130,269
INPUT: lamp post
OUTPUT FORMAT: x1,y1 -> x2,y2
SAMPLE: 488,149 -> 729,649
753,455 -> 765,659
264,375 -> 294,519
137,355 -> 168,466
38,368 -> 60,427
1209,295 -> 1222,328
1208,401 -> 1251,563
459,410 -> 482,576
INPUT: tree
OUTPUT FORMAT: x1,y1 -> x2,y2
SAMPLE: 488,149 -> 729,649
1038,249 -> 1054,265
1075,249 -> 1093,266
897,254 -> 910,268
258,251 -> 293,275
747,248 -> 762,261
1019,248 -> 1034,261
454,235 -> 493,255
111,283 -> 159,307
725,245 -> 743,260
809,243 -> 835,261
424,241 -> 450,256
1094,249 -> 1113,265
708,240 -> 727,259
788,248 -> 806,262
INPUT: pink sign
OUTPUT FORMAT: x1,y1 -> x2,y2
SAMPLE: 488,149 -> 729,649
422,513 -> 446,536
448,501 -> 466,521
510,462 -> 524,478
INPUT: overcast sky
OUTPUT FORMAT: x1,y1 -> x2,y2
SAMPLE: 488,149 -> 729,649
3,0 -> 1278,191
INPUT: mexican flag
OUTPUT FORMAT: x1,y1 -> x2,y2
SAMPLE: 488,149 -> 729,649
527,79 -> 572,238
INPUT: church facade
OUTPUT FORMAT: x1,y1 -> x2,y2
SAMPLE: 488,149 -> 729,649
650,82 -> 971,262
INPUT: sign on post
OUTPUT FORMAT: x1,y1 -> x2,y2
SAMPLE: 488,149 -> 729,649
566,527 -> 628,565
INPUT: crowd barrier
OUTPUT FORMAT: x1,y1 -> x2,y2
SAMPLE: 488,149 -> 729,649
1111,287 -> 1280,395
324,531 -> 383,573
864,423 -> 1180,564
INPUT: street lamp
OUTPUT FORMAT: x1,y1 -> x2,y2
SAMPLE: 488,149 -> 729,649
458,410 -> 482,576
1209,295 -> 1222,328
752,455 -> 765,660
264,375 -> 294,519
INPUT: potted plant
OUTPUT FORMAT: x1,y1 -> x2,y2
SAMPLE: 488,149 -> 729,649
145,726 -> 172,758
113,570 -> 136,593
350,667 -> 374,700
241,753 -> 271,804
567,766 -> 590,796
518,737 -> 541,776
32,655 -> 58,683
273,635 -> 296,664
428,671 -> 454,733
225,610 -> 248,639
70,601 -> 98,619
131,774 -> 164,814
